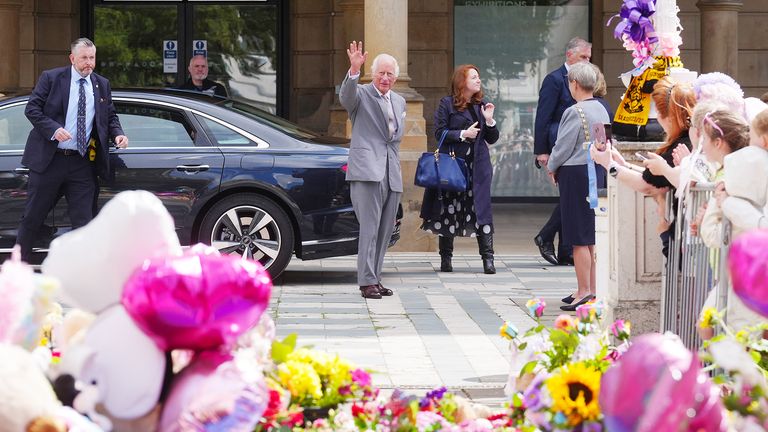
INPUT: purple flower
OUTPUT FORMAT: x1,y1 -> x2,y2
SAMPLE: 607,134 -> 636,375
522,374 -> 546,411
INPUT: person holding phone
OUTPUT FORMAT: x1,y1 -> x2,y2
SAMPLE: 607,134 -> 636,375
420,64 -> 499,274
546,62 -> 609,311
591,76 -> 695,258
533,37 -> 592,267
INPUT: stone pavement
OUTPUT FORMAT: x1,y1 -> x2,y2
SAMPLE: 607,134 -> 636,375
268,251 -> 575,406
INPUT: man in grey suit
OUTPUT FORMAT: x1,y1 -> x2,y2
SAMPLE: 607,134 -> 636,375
339,41 -> 405,299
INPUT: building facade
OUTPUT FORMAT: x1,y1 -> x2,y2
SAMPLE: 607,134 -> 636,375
0,0 -> 765,248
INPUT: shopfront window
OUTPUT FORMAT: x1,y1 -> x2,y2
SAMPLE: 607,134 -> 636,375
91,1 -> 280,114
454,0 -> 589,199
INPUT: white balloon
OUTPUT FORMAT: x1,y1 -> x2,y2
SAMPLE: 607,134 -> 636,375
42,190 -> 182,313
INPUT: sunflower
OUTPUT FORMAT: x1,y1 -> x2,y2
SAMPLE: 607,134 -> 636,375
545,362 -> 601,426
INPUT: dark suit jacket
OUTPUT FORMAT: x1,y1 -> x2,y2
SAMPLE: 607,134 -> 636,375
534,64 -> 575,155
23,66 -> 124,179
420,96 -> 500,225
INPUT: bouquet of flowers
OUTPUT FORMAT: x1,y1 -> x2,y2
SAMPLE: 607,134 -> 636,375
501,298 -> 631,431
300,386 -> 515,432
699,307 -> 768,430
255,333 -> 378,431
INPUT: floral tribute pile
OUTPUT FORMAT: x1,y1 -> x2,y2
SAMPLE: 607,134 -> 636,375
3,191 -> 768,432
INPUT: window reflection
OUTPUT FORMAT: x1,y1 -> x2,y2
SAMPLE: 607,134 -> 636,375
194,5 -> 278,114
454,0 -> 589,198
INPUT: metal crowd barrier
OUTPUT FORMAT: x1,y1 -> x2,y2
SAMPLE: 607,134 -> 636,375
660,184 -> 731,350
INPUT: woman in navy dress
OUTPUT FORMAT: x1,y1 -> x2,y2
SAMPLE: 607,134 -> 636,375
420,64 -> 500,274
547,63 -> 610,311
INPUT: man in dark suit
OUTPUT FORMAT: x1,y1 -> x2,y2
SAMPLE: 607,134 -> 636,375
17,37 -> 128,262
533,37 -> 591,266
339,41 -> 405,300
177,55 -> 229,98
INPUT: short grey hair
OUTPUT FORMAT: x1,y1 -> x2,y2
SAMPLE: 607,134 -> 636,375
71,37 -> 95,54
565,37 -> 591,55
371,54 -> 400,77
568,62 -> 598,92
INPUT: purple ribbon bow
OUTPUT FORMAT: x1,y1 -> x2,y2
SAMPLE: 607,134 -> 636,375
612,0 -> 658,45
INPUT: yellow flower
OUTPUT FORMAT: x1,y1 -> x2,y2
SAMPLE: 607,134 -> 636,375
546,363 -> 601,426
699,307 -> 721,330
277,360 -> 322,403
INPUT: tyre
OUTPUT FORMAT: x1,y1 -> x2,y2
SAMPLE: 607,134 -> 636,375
198,193 -> 294,278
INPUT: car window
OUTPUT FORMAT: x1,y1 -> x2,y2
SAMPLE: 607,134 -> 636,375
199,116 -> 255,146
115,104 -> 196,147
0,104 -> 31,151
222,100 -> 319,141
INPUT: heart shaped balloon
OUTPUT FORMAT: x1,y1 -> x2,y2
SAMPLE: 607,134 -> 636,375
729,229 -> 768,317
121,244 -> 272,351
599,333 -> 726,432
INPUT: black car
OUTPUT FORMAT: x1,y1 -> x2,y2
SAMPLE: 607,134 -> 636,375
0,90 -> 399,277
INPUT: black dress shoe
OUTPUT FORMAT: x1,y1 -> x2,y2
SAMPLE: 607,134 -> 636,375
377,283 -> 393,296
360,285 -> 382,299
534,235 -> 558,265
561,294 -> 575,304
558,255 -> 574,266
560,294 -> 595,311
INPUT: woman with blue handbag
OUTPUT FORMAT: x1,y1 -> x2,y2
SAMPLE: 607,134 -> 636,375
420,64 -> 500,274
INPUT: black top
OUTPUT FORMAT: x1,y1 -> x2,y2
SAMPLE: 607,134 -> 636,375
642,130 -> 692,189
177,78 -> 229,98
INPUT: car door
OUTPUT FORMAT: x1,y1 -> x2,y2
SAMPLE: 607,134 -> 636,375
54,99 -> 225,245
0,100 -> 57,253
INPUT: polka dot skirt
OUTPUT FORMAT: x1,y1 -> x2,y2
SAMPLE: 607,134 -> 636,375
420,144 -> 493,238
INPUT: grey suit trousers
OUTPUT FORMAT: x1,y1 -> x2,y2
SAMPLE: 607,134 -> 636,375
350,164 -> 401,286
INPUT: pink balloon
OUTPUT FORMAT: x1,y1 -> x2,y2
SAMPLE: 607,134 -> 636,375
599,333 -> 726,432
122,244 -> 272,351
159,351 -> 268,432
729,230 -> 768,317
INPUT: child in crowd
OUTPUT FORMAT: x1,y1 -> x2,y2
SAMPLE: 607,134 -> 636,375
716,108 -> 768,230
694,109 -> 764,334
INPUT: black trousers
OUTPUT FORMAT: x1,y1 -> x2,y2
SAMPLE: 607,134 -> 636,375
537,204 -> 572,259
16,152 -> 97,262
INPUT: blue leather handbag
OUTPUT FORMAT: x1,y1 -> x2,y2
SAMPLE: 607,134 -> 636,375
414,130 -> 468,193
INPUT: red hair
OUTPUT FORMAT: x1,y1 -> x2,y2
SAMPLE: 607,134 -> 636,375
451,64 -> 484,111
651,76 -> 695,155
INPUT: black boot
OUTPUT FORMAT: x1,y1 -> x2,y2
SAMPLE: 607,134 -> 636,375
439,236 -> 454,272
477,233 -> 496,274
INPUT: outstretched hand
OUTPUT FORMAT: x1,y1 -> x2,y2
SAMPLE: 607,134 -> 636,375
346,41 -> 368,76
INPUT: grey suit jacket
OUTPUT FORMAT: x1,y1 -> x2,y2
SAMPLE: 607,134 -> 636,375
339,73 -> 405,192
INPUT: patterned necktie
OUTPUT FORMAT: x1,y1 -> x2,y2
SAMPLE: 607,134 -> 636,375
77,78 -> 87,156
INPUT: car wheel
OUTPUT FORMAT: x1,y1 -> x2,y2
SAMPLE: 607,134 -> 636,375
198,193 -> 294,278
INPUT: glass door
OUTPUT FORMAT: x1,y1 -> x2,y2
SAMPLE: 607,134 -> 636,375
89,1 -> 281,114
192,4 -> 278,113
94,4 -> 181,88
454,0 -> 590,199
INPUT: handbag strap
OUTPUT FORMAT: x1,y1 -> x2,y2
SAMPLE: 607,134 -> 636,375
434,130 -> 450,200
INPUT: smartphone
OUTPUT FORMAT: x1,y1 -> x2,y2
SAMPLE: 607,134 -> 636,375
591,123 -> 607,151
635,151 -> 649,161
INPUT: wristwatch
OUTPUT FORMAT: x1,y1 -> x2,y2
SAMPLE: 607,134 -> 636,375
609,163 -> 619,178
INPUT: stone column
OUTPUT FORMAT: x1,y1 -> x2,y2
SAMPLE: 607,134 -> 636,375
598,141 -> 666,334
697,0 -> 742,77
364,0 -> 430,252
0,0 -> 22,94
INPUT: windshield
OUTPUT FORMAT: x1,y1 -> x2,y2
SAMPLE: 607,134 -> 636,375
220,100 -> 320,140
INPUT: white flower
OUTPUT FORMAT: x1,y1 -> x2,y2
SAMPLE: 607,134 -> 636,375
573,333 -> 603,362
709,338 -> 765,387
